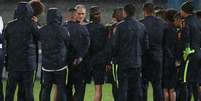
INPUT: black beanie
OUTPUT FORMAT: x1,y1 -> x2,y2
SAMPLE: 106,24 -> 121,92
181,1 -> 193,14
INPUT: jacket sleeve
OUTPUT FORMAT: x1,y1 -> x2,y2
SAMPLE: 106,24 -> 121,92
31,22 -> 40,40
181,24 -> 190,48
3,24 -> 9,70
141,26 -> 149,53
63,27 -> 70,48
31,22 -> 40,69
111,25 -> 121,58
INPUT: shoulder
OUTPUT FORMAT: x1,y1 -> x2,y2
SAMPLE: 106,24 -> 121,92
135,19 -> 145,27
116,20 -> 126,29
7,19 -> 18,26
86,23 -> 92,28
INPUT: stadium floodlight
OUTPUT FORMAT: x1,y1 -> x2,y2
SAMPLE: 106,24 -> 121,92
0,16 -> 3,34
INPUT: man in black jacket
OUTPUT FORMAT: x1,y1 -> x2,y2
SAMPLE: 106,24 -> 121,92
112,4 -> 148,101
39,8 -> 69,101
4,2 -> 39,101
179,1 -> 201,101
63,5 -> 90,101
140,3 -> 166,101
86,6 -> 107,101
16,1 -> 45,101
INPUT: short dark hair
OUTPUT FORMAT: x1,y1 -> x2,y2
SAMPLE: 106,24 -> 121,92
124,4 -> 135,17
165,9 -> 177,22
112,7 -> 124,18
143,3 -> 154,14
154,6 -> 163,11
29,0 -> 45,16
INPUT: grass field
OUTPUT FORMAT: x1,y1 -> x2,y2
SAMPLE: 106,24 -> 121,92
2,80 -> 154,101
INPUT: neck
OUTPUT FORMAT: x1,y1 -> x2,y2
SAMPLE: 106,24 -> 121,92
68,19 -> 76,22
144,13 -> 154,17
76,20 -> 84,25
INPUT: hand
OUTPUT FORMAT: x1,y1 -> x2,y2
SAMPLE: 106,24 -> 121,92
175,60 -> 181,67
106,64 -> 112,72
73,57 -> 83,65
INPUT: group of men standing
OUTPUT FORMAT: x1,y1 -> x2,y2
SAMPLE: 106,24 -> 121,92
0,0 -> 201,101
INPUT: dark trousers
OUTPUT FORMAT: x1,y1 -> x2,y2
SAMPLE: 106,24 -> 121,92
16,82 -> 25,101
177,82 -> 201,101
17,71 -> 37,101
142,78 -> 163,101
0,50 -> 4,101
104,65 -> 118,101
0,70 -> 3,101
66,67 -> 86,101
41,70 -> 67,101
5,71 -> 34,101
117,68 -> 142,101
111,64 -> 118,101
39,70 -> 43,101
0,62 -> 3,101
112,80 -> 118,101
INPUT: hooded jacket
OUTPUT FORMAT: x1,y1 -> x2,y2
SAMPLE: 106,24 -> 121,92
39,8 -> 69,71
4,2 -> 39,71
184,15 -> 201,82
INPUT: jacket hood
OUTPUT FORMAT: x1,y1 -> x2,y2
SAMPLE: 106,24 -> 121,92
47,8 -> 62,25
14,2 -> 33,20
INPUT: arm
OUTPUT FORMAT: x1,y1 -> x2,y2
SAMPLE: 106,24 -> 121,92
3,24 -> 8,71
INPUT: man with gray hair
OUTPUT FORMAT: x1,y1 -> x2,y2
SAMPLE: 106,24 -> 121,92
64,4 -> 90,101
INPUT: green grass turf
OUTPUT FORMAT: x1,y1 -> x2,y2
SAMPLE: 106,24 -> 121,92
2,80 -> 154,101
3,80 -> 195,101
